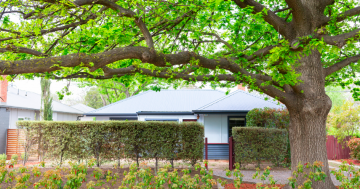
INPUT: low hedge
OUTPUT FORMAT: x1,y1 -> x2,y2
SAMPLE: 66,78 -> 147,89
17,121 -> 204,166
246,107 -> 289,129
233,127 -> 288,167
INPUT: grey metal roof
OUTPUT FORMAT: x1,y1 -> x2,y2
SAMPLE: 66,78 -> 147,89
71,104 -> 95,113
196,89 -> 284,111
88,89 -> 225,114
0,86 -> 84,114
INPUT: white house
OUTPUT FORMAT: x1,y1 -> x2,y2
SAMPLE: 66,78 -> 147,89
83,86 -> 284,159
0,78 -> 94,154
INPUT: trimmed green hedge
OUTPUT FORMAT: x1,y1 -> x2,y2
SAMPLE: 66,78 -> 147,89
17,121 -> 204,167
233,127 -> 288,167
246,107 -> 289,129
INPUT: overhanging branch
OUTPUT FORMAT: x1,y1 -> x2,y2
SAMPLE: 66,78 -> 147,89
321,28 -> 360,48
233,0 -> 292,39
324,54 -> 360,77
0,46 -> 48,57
321,6 -> 360,26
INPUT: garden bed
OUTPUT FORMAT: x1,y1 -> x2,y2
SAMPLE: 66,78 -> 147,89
335,159 -> 360,166
224,183 -> 285,189
2,167 -> 235,189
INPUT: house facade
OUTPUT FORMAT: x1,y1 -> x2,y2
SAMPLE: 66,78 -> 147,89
0,78 -> 94,154
83,86 -> 284,159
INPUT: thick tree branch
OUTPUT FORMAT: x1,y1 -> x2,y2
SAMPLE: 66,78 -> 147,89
233,0 -> 292,39
321,28 -> 360,48
324,54 -> 360,77
242,45 -> 277,61
0,46 -> 47,57
322,6 -> 360,26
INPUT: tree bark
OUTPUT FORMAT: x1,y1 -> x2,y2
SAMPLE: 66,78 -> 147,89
285,50 -> 336,189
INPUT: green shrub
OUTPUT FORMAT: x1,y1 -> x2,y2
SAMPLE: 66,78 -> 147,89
246,107 -> 291,166
11,154 -> 18,161
246,107 -> 289,129
232,127 -> 288,168
348,137 -> 360,160
17,121 -> 204,167
0,154 -> 6,160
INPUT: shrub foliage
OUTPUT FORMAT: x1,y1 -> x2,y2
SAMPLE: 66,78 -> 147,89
246,107 -> 289,129
232,127 -> 288,167
348,137 -> 360,160
17,121 -> 204,166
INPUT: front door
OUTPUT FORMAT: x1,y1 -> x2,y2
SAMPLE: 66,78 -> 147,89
228,117 -> 246,138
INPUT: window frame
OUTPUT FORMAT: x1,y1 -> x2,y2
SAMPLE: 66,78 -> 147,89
227,116 -> 246,138
18,117 -> 30,121
145,118 -> 179,122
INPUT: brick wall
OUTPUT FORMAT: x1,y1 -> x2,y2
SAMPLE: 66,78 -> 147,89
0,76 -> 8,102
237,84 -> 246,91
0,107 -> 10,154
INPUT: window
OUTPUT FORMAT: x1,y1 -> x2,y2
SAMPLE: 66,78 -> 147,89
18,117 -> 30,121
228,117 -> 246,137
145,119 -> 179,122
182,119 -> 197,122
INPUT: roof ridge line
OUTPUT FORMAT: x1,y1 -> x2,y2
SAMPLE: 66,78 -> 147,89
197,90 -> 240,110
236,90 -> 281,105
197,90 -> 281,110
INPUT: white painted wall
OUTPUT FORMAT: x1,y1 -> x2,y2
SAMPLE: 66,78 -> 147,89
9,108 -> 37,129
203,114 -> 245,143
9,108 -> 80,128
57,112 -> 79,121
52,112 -> 58,121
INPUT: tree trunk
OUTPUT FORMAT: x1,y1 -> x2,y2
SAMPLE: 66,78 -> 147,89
285,50 -> 336,189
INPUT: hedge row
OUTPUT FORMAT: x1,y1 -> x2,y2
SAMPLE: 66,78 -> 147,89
246,107 -> 289,129
17,121 -> 204,167
233,127 -> 288,167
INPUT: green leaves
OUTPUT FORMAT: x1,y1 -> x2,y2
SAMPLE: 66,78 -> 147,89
233,127 -> 288,168
16,121 -> 204,167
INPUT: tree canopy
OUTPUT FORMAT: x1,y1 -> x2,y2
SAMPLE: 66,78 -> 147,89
1,1 -> 360,188
0,0 -> 358,101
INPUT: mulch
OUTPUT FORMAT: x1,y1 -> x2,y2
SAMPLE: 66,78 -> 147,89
9,161 -> 40,168
224,183 -> 285,189
335,159 -> 360,166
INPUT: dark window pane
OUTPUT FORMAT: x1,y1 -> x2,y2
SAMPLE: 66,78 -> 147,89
228,117 -> 245,137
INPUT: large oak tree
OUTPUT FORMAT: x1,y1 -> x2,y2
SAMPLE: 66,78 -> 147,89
0,0 -> 360,188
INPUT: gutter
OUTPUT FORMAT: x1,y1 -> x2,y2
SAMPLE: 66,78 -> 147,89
0,105 -> 83,115
136,111 -> 194,115
84,113 -> 138,116
192,110 -> 249,114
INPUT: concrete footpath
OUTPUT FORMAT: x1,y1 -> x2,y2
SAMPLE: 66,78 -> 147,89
212,160 -> 360,186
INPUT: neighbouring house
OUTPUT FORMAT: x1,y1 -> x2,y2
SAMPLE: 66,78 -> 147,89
83,85 -> 284,159
0,78 -> 93,154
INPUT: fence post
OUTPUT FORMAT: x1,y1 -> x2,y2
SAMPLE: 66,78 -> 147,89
229,136 -> 233,171
205,137 -> 208,170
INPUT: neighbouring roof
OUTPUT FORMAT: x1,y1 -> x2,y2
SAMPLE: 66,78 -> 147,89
87,89 -> 225,115
195,89 -> 284,112
71,104 -> 95,113
0,86 -> 84,114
